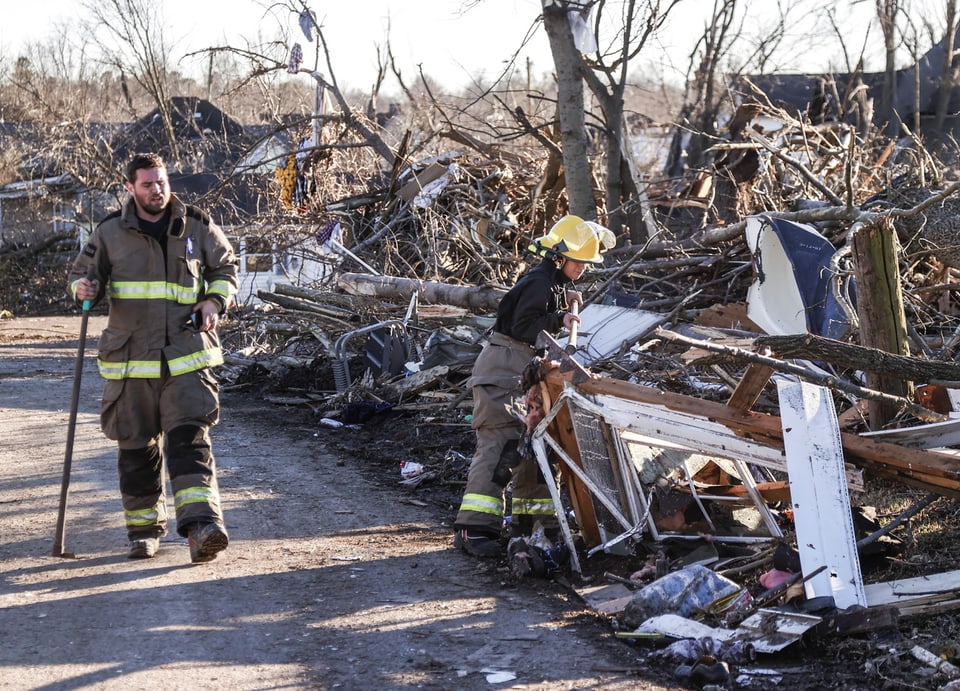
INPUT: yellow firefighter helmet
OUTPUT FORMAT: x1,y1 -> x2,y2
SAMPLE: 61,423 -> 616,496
528,215 -> 613,264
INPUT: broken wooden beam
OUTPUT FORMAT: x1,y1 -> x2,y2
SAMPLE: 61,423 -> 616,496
726,361 -> 775,411
851,217 -> 912,429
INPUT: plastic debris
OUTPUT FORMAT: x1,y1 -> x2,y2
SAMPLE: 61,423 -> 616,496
652,636 -> 757,664
483,670 -> 517,683
621,564 -> 746,629
287,43 -> 303,74
759,568 -> 795,589
400,460 -> 425,479
298,9 -> 316,42
399,460 -> 437,487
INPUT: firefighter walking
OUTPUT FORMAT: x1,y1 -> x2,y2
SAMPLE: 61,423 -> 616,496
68,153 -> 239,563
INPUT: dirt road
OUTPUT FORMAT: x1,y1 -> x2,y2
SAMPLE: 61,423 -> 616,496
0,315 -> 673,690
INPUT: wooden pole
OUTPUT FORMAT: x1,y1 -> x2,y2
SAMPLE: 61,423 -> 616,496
851,218 -> 912,430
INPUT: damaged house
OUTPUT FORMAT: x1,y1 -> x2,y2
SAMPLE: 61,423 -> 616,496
732,24 -> 960,141
248,77 -> 960,684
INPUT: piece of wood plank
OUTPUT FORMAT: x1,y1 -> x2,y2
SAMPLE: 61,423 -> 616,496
542,376 -> 602,548
698,480 -> 792,503
778,379 -> 866,609
864,568 -> 960,610
727,362 -> 775,411
575,583 -> 634,612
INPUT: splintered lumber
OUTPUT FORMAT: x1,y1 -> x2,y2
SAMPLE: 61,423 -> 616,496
540,371 -> 603,548
568,373 -> 960,499
864,569 -> 960,616
338,273 -> 507,311
727,361 -> 775,410
756,333 -> 960,384
656,327 -> 945,423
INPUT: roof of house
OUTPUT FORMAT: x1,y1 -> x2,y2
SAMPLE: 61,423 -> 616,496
110,97 -> 252,173
0,99 -> 280,225
732,27 -> 960,128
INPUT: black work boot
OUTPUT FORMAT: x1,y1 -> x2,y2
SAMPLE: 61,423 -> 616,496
509,514 -> 533,539
453,528 -> 501,558
188,523 -> 229,563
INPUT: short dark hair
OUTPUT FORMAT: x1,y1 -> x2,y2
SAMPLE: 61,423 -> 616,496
125,153 -> 166,184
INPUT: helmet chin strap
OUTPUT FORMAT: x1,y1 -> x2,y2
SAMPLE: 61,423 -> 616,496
548,253 -> 565,269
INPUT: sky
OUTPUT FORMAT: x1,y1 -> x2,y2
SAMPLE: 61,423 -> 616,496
0,1 -> 948,93
0,0 -> 557,91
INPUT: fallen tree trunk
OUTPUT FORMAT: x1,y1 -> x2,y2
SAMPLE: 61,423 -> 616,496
338,272 -> 506,311
756,333 -> 960,384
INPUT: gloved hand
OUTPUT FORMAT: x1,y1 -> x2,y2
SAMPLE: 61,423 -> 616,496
521,356 -> 545,391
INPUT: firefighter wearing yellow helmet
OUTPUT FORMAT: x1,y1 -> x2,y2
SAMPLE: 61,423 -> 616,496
454,215 -> 614,558
528,214 -> 614,264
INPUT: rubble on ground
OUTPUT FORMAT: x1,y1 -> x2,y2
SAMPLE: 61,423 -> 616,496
16,104 -> 960,688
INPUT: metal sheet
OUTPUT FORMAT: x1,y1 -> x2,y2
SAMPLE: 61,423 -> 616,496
777,379 -> 866,609
559,303 -> 664,365
635,609 -> 821,654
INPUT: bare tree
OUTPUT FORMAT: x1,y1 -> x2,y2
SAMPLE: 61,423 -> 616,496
579,0 -> 679,241
81,0 -> 182,165
876,0 -> 903,136
541,0 -> 596,221
934,0 -> 960,133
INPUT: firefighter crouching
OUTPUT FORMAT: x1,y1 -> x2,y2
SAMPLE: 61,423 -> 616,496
453,215 -> 613,558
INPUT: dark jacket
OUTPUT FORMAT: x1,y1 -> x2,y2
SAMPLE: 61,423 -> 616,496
492,260 -> 571,345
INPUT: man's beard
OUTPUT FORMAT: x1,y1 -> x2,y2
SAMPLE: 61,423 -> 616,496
139,195 -> 167,216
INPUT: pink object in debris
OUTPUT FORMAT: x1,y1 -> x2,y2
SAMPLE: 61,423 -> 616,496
759,568 -> 795,589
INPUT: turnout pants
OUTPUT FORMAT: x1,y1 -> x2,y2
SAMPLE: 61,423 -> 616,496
101,368 -> 225,540
454,333 -> 555,536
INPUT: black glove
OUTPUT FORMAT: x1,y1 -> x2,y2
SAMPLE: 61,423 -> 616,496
520,356 -> 545,392
492,442 -> 523,487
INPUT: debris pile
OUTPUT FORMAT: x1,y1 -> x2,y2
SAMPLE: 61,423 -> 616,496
212,107 -> 960,687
